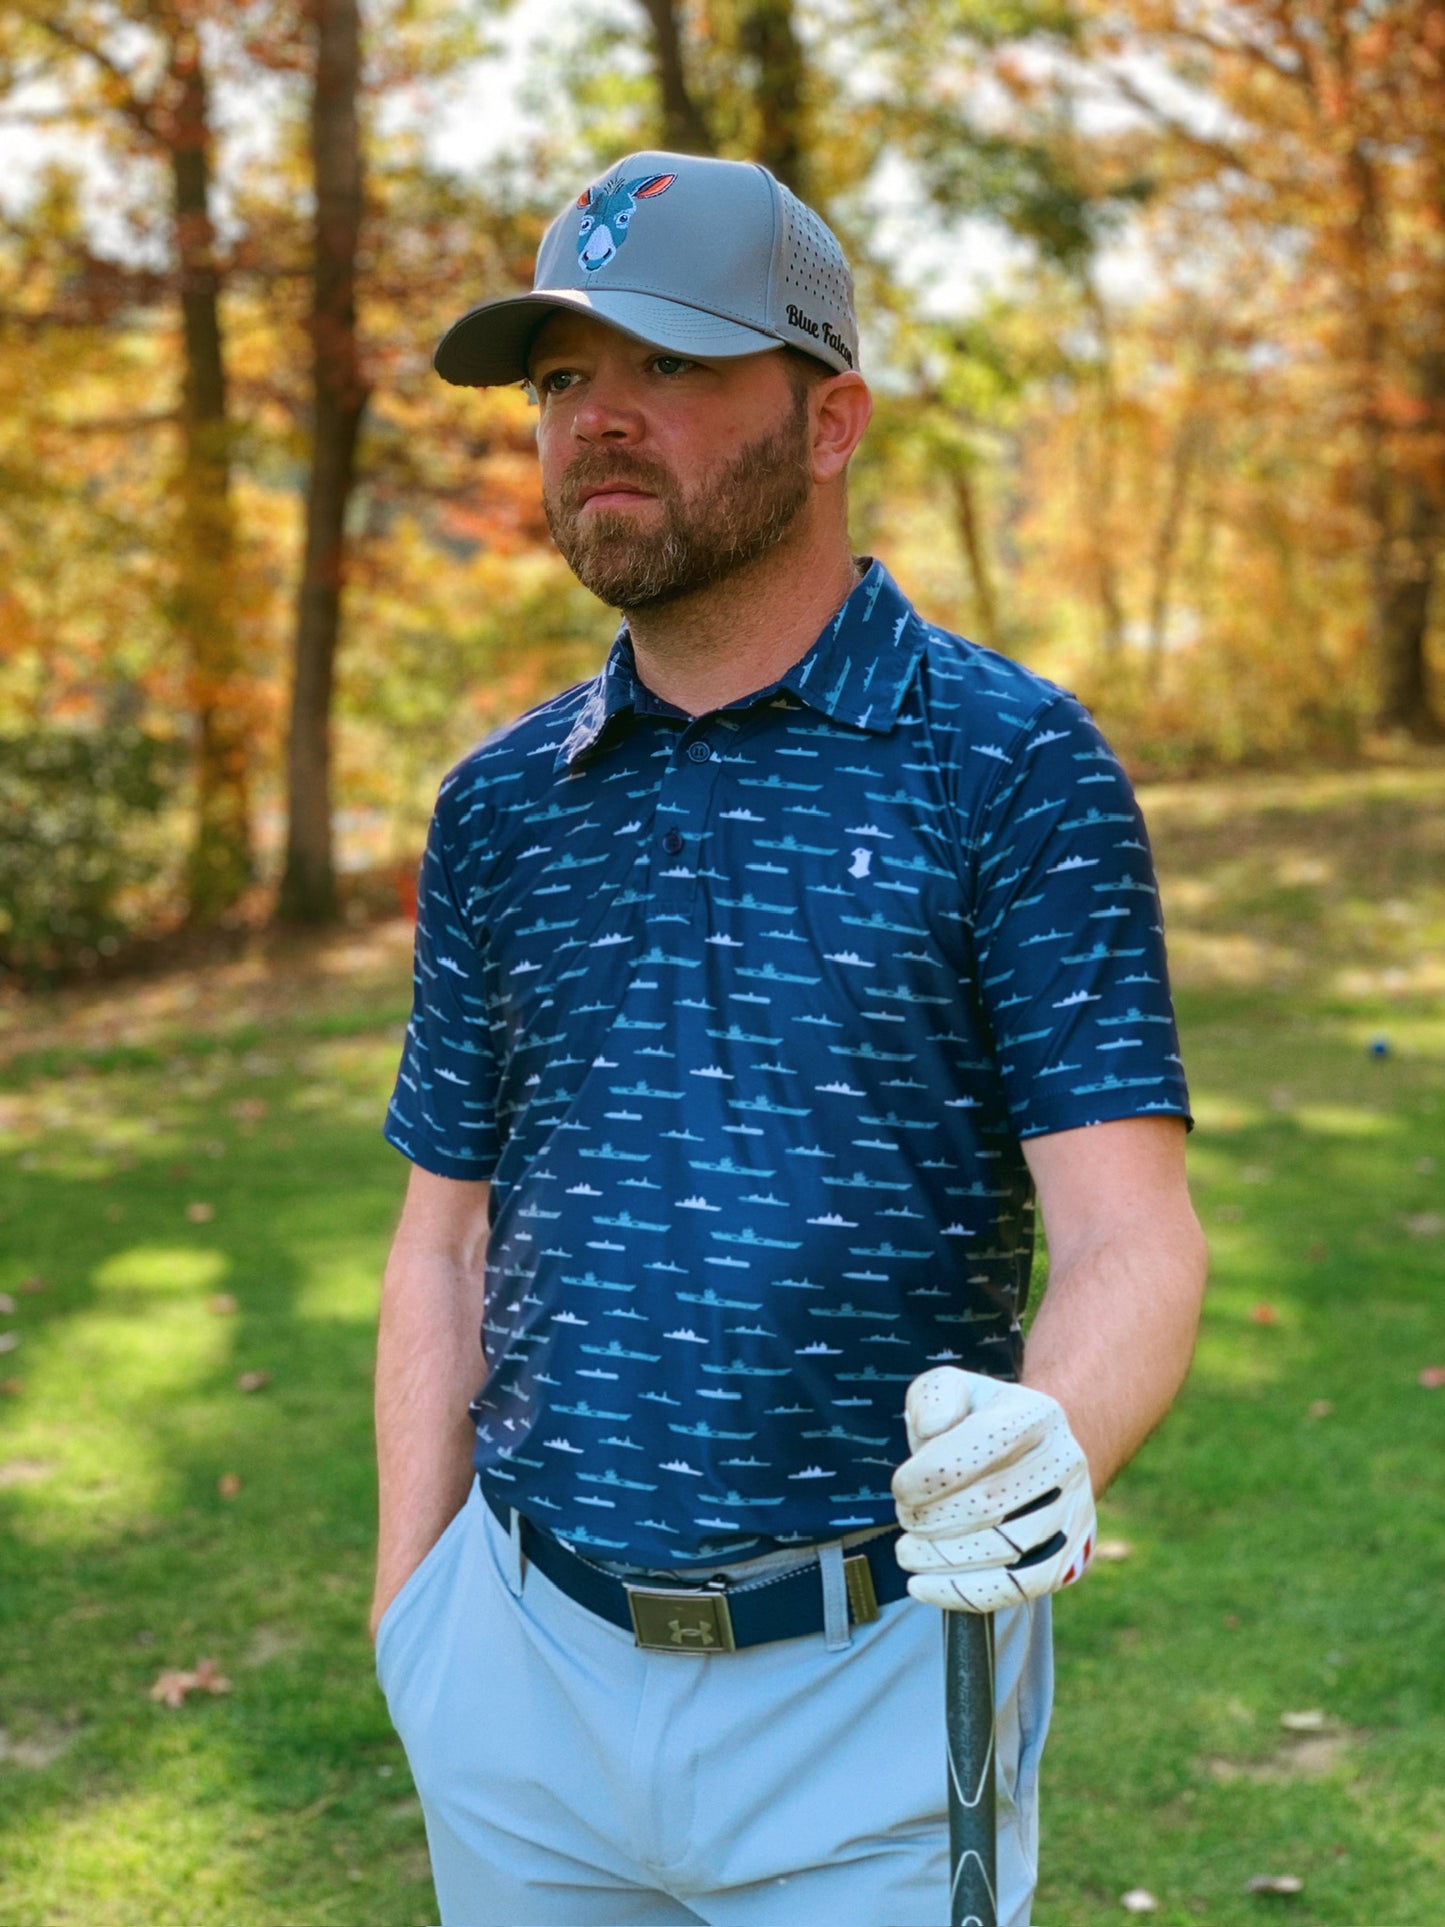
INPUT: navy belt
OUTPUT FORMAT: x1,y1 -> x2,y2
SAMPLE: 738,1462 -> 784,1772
483,1486 -> 908,1653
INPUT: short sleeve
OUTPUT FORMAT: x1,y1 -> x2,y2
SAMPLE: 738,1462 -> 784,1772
383,776 -> 503,1179
973,694 -> 1192,1139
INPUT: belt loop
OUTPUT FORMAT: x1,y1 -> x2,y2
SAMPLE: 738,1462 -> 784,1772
504,1507 -> 525,1598
819,1542 -> 851,1651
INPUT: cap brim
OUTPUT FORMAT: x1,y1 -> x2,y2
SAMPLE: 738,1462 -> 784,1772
434,288 -> 784,387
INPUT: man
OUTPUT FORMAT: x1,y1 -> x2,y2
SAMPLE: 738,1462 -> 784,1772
374,151 -> 1206,1927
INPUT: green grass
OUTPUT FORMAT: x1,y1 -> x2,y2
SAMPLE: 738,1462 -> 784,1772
1,769 -> 1442,1925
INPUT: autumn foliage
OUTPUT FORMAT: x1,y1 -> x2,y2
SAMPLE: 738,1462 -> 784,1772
1,0 -> 1441,978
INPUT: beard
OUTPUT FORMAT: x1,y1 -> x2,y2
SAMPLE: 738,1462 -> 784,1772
542,391 -> 813,611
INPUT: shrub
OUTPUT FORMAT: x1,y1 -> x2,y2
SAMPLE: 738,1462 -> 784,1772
0,726 -> 185,984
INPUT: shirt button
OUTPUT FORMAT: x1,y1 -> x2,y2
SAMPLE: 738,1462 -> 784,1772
686,741 -> 712,763
662,828 -> 684,855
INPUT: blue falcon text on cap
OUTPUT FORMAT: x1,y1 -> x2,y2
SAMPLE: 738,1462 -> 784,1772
434,150 -> 861,387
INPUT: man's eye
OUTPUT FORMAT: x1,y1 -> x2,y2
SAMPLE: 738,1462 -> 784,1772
653,356 -> 693,376
538,370 -> 578,394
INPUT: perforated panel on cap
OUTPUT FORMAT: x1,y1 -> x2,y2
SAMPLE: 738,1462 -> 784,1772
774,184 -> 859,370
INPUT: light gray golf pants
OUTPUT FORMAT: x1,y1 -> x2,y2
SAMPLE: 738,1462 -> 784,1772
377,1482 -> 1051,1926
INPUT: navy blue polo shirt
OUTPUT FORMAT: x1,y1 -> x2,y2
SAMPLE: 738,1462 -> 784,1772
385,562 -> 1191,1568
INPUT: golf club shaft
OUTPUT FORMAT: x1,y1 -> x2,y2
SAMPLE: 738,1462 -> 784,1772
945,1608 -> 997,1927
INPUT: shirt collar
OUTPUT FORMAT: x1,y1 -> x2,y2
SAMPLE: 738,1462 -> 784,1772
557,560 -> 927,770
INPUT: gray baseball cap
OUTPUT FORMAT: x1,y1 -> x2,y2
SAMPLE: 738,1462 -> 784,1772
434,151 -> 860,386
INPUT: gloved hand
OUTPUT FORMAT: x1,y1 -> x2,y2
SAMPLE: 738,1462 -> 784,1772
892,1366 -> 1097,1612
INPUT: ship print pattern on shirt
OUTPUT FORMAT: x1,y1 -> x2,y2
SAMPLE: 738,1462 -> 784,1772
386,562 -> 1191,1567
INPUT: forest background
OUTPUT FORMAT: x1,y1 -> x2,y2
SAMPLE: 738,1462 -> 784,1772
1,0 -> 1444,978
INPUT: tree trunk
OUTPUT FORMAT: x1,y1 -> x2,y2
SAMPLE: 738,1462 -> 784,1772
1372,476 -> 1443,738
1369,333 -> 1444,739
739,0 -> 808,196
1146,414 -> 1206,681
1080,282 -> 1125,658
278,0 -> 369,925
168,26 -> 251,922
949,464 -> 1000,650
637,0 -> 714,153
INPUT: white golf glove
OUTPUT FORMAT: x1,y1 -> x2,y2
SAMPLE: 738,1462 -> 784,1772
892,1366 -> 1097,1612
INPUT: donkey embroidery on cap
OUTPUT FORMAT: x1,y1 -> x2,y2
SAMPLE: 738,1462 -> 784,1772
575,173 -> 676,272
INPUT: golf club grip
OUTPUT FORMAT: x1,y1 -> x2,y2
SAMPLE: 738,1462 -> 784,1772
945,1609 -> 997,1927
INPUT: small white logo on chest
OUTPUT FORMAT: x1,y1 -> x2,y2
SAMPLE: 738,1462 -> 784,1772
849,848 -> 873,879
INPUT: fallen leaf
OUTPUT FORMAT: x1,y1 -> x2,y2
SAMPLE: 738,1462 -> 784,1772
1245,1874 -> 1303,1895
1415,1156 -> 1437,1176
1240,1166 -> 1272,1184
1120,1891 -> 1159,1914
148,1657 -> 231,1708
0,1379 -> 22,1397
1402,1214 -> 1443,1238
18,1275 -> 45,1295
229,1097 -> 267,1123
0,1333 -> 20,1355
1418,1366 -> 1445,1389
104,1203 -> 125,1222
1307,1400 -> 1334,1419
1249,1304 -> 1279,1325
1280,1710 -> 1327,1732
208,1293 -> 239,1316
1095,1538 -> 1133,1562
168,1162 -> 192,1181
1305,1242 -> 1326,1262
217,1473 -> 242,1499
185,1201 -> 216,1224
1222,1613 -> 1241,1630
0,1293 -> 14,1315
235,1370 -> 271,1393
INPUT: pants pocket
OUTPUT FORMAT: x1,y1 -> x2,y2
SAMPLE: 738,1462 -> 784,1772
375,1488 -> 474,1697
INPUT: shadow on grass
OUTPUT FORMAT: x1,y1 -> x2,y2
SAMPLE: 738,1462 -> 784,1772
0,1037 -> 440,1924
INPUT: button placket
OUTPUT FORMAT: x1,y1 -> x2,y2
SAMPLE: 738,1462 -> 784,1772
647,732 -> 717,928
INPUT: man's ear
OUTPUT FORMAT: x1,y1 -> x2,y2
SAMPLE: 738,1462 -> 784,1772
810,373 -> 872,484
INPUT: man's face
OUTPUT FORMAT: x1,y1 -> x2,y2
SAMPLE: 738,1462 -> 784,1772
528,313 -> 814,610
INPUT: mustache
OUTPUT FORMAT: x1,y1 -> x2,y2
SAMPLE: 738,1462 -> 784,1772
556,452 -> 676,517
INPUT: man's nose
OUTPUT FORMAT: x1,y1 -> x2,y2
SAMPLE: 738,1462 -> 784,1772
571,374 -> 644,444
